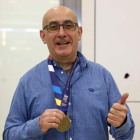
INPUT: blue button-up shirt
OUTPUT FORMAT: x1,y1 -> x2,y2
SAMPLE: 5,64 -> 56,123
3,52 -> 135,140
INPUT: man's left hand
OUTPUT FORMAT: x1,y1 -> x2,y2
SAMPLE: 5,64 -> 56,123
107,93 -> 129,128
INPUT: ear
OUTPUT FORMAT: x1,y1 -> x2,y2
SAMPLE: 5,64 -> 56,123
78,26 -> 82,41
40,30 -> 47,44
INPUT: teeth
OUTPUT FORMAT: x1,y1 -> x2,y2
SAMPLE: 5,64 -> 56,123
58,42 -> 68,45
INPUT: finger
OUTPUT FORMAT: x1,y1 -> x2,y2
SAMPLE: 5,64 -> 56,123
53,113 -> 64,121
107,118 -> 120,128
110,108 -> 121,116
118,93 -> 129,105
108,113 -> 117,121
47,123 -> 59,129
55,109 -> 66,118
48,110 -> 65,121
49,109 -> 65,118
112,103 -> 127,111
47,117 -> 61,124
45,109 -> 65,119
112,103 -> 122,111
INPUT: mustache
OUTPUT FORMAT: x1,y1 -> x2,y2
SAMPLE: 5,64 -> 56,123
54,38 -> 72,44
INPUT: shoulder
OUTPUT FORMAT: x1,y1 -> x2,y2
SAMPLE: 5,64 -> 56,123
86,61 -> 115,85
78,51 -> 112,80
88,61 -> 111,75
20,59 -> 49,83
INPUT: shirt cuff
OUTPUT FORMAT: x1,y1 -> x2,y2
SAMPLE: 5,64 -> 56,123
28,116 -> 49,138
112,114 -> 131,136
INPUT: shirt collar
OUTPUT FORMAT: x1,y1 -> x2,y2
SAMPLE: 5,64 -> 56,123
77,51 -> 90,69
47,51 -> 90,69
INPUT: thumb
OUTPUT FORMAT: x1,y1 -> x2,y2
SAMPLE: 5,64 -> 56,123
118,93 -> 129,104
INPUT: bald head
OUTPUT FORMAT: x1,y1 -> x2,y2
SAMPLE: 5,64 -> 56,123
42,6 -> 78,29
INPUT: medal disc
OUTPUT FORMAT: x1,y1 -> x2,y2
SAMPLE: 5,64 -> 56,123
56,115 -> 71,132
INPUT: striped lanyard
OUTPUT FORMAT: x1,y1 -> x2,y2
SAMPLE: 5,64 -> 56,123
48,56 -> 78,115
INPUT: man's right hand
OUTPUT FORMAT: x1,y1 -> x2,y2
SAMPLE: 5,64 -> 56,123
39,109 -> 65,132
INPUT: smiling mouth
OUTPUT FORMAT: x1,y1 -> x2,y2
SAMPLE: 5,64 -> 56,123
56,42 -> 70,45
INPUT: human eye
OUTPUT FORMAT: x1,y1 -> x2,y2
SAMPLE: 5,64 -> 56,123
64,22 -> 74,30
49,24 -> 59,31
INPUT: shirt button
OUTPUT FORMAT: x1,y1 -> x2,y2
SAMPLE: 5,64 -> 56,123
69,102 -> 71,106
70,137 -> 72,140
54,64 -> 56,66
61,71 -> 63,74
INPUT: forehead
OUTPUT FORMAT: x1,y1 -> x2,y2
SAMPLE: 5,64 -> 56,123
43,7 -> 78,25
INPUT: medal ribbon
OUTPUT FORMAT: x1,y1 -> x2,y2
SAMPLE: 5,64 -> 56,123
48,55 -> 78,115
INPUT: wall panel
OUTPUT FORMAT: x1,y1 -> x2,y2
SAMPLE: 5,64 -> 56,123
96,0 -> 140,101
0,1 -> 59,139
96,0 -> 140,139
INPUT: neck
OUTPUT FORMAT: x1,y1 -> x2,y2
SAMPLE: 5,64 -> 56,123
52,55 -> 78,70
58,62 -> 73,70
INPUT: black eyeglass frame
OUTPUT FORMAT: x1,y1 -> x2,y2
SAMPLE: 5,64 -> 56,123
43,22 -> 78,33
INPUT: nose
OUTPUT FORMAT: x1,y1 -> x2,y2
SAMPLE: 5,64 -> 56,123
57,25 -> 66,37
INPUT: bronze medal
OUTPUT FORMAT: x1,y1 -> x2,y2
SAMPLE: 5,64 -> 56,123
56,113 -> 71,132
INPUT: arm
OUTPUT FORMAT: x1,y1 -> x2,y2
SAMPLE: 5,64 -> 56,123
3,80 -> 46,140
107,73 -> 135,140
110,111 -> 135,140
3,79 -> 65,140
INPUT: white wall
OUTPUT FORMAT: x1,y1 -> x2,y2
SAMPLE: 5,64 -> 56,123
81,0 -> 95,61
82,0 -> 139,139
0,0 -> 59,139
96,1 -> 140,139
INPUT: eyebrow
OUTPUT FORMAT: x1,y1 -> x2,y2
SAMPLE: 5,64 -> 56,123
49,20 -> 74,25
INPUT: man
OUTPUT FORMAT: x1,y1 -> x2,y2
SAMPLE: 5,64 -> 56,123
3,6 -> 135,140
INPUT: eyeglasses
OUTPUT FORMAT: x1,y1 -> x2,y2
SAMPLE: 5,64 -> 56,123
43,21 -> 78,33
